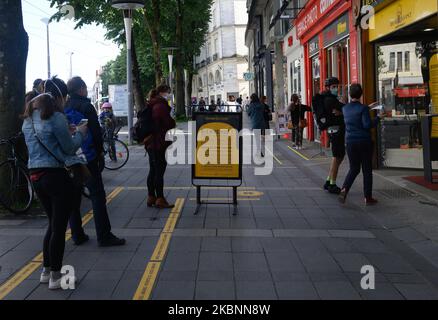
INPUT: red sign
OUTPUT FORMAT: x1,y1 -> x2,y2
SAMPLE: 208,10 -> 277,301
288,36 -> 294,47
296,0 -> 343,38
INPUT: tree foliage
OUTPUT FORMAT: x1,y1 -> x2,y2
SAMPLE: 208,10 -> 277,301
49,0 -> 213,114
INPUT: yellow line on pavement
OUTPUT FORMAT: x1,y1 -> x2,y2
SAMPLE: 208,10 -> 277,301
287,145 -> 310,161
266,147 -> 283,165
132,262 -> 161,301
0,186 -> 124,300
133,198 -> 185,301
189,197 -> 260,201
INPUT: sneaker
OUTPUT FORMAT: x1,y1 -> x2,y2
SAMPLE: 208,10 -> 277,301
98,233 -> 126,247
338,189 -> 348,204
328,184 -> 341,194
365,197 -> 378,206
73,234 -> 89,246
323,180 -> 331,191
49,274 -> 76,290
40,271 -> 50,284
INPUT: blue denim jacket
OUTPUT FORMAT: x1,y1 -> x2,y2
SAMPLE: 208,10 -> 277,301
22,110 -> 84,169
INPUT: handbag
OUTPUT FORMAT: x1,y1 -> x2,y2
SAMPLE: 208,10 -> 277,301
299,118 -> 308,129
287,121 -> 294,130
31,118 -> 91,187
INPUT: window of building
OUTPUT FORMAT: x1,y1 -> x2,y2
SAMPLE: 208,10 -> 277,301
405,51 -> 410,72
215,70 -> 221,84
397,52 -> 403,72
389,52 -> 396,72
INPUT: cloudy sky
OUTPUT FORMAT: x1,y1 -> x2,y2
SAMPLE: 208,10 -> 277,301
22,0 -> 121,92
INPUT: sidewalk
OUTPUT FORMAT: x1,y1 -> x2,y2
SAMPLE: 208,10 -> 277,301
1,115 -> 438,300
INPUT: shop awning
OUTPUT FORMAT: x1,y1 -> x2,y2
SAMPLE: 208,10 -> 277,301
394,87 -> 426,97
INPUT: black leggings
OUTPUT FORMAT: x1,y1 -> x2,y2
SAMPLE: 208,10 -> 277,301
342,141 -> 374,198
291,126 -> 304,146
32,169 -> 74,272
147,149 -> 167,198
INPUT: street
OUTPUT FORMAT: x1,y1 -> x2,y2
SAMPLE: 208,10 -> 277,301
1,114 -> 438,300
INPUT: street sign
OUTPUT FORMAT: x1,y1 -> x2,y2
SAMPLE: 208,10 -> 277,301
108,84 -> 129,117
243,72 -> 254,81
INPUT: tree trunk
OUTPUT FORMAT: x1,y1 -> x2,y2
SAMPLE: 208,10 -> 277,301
0,0 -> 29,190
144,0 -> 163,87
186,69 -> 194,106
131,32 -> 145,112
175,0 -> 185,117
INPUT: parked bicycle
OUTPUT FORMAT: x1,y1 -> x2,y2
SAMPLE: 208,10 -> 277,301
102,125 -> 129,171
0,133 -> 34,214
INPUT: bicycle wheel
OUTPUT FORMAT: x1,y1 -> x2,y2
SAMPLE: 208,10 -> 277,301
104,139 -> 129,170
0,161 -> 34,214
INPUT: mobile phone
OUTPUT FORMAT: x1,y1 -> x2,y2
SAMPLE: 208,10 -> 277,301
78,119 -> 88,126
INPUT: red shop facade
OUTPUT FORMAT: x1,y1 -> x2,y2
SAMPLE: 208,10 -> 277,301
295,0 -> 360,146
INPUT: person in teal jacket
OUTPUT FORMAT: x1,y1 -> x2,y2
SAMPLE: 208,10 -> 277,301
247,94 -> 266,157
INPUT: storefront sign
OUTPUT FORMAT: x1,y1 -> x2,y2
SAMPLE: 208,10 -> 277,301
323,14 -> 350,47
369,0 -> 438,42
308,36 -> 320,57
296,0 -> 343,38
193,113 -> 242,180
361,0 -> 385,7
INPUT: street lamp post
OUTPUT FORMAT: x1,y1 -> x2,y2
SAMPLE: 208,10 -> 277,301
41,18 -> 51,79
111,0 -> 144,145
68,52 -> 74,79
162,47 -> 178,117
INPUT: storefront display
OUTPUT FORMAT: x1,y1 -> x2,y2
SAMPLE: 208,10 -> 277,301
366,0 -> 438,169
295,0 -> 358,145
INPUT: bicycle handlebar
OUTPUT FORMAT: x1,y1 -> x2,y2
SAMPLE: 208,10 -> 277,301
0,132 -> 23,145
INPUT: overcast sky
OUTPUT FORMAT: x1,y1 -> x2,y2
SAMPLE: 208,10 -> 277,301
22,0 -> 121,92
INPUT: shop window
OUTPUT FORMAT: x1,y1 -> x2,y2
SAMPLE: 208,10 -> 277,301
405,52 -> 410,72
376,42 -> 429,169
389,52 -> 395,72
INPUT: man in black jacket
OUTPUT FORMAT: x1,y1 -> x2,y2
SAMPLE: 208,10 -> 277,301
66,77 -> 125,247
321,77 -> 346,195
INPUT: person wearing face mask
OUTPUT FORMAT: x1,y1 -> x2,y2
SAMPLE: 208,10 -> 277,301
145,85 -> 177,209
321,77 -> 346,195
65,77 -> 126,247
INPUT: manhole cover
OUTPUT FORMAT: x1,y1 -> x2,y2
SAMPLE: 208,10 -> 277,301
375,188 -> 417,199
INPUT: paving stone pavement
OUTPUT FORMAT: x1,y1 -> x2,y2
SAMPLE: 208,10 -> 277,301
1,116 -> 438,300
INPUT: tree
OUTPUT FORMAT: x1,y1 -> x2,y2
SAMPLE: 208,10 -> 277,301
0,0 -> 29,191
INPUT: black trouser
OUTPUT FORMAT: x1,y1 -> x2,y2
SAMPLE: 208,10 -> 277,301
32,169 -> 73,272
86,157 -> 112,242
69,185 -> 87,242
291,126 -> 304,146
147,149 -> 167,198
342,141 -> 374,198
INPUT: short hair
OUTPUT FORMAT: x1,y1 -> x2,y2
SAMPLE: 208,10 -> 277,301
350,83 -> 363,99
250,93 -> 260,103
67,77 -> 87,95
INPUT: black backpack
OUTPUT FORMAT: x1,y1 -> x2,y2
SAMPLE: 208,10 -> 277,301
312,93 -> 333,131
132,105 -> 154,144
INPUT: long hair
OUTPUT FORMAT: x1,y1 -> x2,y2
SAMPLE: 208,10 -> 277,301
22,77 -> 67,120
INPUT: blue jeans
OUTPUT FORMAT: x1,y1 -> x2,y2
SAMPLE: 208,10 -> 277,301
342,141 -> 373,198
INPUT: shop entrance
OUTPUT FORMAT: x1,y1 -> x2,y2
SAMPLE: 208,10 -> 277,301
326,38 -> 350,103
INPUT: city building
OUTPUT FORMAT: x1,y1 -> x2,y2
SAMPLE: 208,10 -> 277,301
245,0 -> 295,112
192,0 -> 249,105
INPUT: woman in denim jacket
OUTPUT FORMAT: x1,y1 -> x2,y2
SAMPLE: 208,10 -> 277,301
22,78 -> 88,290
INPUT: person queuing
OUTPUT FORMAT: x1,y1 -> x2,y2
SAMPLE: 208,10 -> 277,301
288,94 -> 311,149
22,77 -> 88,290
145,85 -> 176,209
248,93 -> 267,158
339,84 -> 380,206
321,77 -> 346,195
261,96 -> 272,137
198,97 -> 206,112
65,77 -> 126,247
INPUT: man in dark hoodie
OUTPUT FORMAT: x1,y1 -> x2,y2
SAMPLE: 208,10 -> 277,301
65,77 -> 125,247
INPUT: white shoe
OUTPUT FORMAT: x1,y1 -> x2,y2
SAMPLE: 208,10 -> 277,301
49,274 -> 77,290
40,272 -> 50,284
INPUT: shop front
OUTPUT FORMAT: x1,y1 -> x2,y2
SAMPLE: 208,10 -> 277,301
364,0 -> 438,169
296,0 -> 360,145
